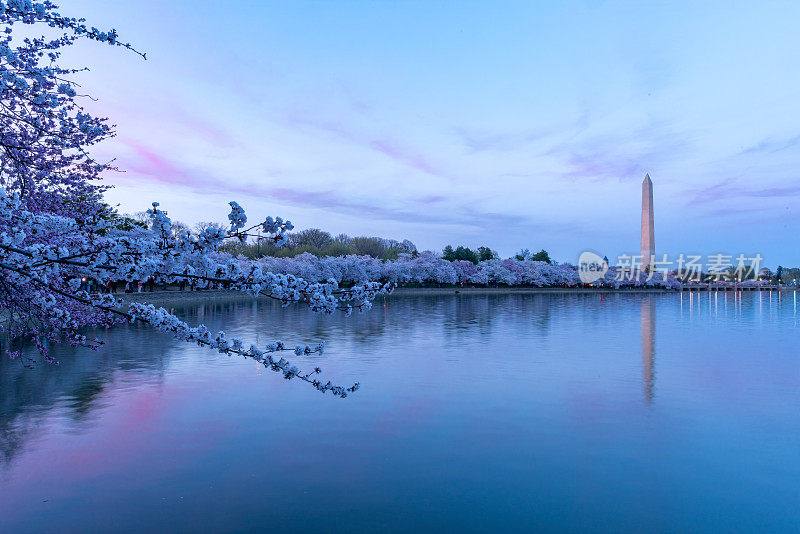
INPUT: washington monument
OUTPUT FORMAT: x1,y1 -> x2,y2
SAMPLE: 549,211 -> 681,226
641,173 -> 655,270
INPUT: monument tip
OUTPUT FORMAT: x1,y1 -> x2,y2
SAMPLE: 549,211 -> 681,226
644,173 -> 651,183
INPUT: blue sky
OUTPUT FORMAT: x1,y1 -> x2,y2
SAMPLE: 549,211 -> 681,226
66,0 -> 800,265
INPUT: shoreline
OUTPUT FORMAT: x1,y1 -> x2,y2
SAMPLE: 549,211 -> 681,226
119,286 -> 685,307
1,285 -> 791,319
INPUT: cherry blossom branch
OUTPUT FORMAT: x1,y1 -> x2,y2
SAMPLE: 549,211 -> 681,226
0,259 -> 357,396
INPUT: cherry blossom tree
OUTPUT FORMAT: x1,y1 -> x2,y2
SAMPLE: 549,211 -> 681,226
0,2 -> 392,397
225,252 -> 681,289
0,1 -> 142,218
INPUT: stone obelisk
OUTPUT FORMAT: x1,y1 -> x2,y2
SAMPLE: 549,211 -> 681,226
641,173 -> 655,271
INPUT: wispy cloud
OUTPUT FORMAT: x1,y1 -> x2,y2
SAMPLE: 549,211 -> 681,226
740,133 -> 800,155
454,116 -> 689,185
453,126 -> 553,154
283,114 -> 448,179
452,110 -> 591,154
687,178 -> 800,205
116,141 -> 562,231
549,122 -> 690,183
560,152 -> 644,183
417,195 -> 446,204
167,106 -> 239,149
699,205 -> 774,218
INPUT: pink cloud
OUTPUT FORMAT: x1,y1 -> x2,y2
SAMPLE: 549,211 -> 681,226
562,153 -> 643,183
283,114 -> 449,179
687,179 -> 800,206
113,140 -> 543,230
124,142 -> 193,185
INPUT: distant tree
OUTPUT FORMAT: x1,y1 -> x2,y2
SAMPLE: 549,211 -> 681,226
776,265 -> 783,285
785,267 -> 800,285
171,220 -> 189,237
400,239 -> 417,253
133,211 -> 151,228
293,244 -> 324,257
515,248 -> 531,261
351,237 -> 386,258
322,241 -> 353,257
531,249 -> 551,264
383,248 -> 404,261
294,228 -> 334,249
382,238 -> 400,249
454,246 -> 479,264
215,230 -> 412,260
477,247 -> 496,262
443,245 -> 480,264
195,221 -> 225,235
218,240 -> 255,258
120,212 -> 148,231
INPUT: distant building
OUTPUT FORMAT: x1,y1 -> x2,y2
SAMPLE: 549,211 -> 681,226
641,173 -> 655,270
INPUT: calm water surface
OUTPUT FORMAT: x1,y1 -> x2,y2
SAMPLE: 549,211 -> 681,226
0,292 -> 798,533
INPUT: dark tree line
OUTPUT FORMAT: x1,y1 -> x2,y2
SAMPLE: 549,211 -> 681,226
513,248 -> 552,263
220,228 -> 417,260
442,245 -> 497,264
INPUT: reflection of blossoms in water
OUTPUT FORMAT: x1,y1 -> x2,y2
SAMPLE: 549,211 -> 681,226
129,302 -> 358,397
0,293 -> 557,467
0,324 -> 174,467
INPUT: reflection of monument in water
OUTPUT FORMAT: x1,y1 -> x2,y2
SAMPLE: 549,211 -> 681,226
641,173 -> 655,271
641,298 -> 655,403
639,176 -> 657,402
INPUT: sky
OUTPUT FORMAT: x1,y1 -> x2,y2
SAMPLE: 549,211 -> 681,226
61,0 -> 800,266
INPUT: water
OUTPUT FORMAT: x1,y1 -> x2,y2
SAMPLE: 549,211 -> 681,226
0,292 -> 797,533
